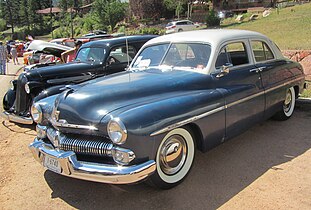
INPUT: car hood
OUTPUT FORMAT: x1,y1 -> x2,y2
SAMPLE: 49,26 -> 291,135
26,62 -> 101,81
55,68 -> 211,126
27,40 -> 73,58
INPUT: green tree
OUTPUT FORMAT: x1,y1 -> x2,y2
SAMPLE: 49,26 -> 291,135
163,0 -> 187,19
93,0 -> 127,31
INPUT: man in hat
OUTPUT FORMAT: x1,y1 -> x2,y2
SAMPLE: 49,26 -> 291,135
0,41 -> 8,74
61,40 -> 82,63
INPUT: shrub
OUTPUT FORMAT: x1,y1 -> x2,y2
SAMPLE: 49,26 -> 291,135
206,10 -> 221,27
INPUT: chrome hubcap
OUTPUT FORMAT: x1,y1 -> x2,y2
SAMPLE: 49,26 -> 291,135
283,89 -> 292,113
159,135 -> 187,175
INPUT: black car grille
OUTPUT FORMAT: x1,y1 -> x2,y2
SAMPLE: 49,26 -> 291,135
46,127 -> 114,157
15,74 -> 30,114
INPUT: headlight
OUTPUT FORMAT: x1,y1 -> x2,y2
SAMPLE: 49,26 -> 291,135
107,118 -> 127,144
10,80 -> 14,90
31,103 -> 43,123
25,83 -> 30,94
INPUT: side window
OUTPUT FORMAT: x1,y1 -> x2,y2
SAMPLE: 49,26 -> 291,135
215,42 -> 249,69
107,45 -> 136,65
251,41 -> 274,62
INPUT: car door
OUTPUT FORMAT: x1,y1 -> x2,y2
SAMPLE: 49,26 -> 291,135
250,40 -> 290,119
106,44 -> 137,73
212,40 -> 265,140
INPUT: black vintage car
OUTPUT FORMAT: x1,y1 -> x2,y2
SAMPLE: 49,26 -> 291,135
1,35 -> 157,124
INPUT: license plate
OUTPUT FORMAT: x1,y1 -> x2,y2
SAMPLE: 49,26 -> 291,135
44,156 -> 61,174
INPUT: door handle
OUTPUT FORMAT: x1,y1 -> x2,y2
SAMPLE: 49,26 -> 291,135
249,68 -> 260,73
258,67 -> 266,71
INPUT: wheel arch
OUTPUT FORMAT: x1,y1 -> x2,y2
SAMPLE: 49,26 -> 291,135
184,123 -> 204,152
293,85 -> 299,98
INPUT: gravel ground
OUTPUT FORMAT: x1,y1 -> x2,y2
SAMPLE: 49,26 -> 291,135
0,59 -> 310,210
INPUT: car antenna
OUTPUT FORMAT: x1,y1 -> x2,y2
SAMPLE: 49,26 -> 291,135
125,30 -> 130,68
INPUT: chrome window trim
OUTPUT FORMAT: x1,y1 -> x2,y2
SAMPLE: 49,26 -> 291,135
150,76 -> 304,136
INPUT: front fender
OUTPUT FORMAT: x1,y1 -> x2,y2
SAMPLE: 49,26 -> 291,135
3,89 -> 16,111
34,85 -> 66,103
104,89 -> 225,159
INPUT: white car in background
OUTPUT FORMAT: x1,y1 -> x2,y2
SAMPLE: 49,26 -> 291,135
165,20 -> 199,34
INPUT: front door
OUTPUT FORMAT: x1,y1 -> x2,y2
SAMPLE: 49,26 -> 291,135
212,41 -> 265,139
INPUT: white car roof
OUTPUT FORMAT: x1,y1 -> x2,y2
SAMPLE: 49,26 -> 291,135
146,29 -> 268,46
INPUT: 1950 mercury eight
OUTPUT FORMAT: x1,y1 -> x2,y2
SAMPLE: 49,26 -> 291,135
29,30 -> 305,189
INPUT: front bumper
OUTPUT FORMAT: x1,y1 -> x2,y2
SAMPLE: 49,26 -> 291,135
0,111 -> 33,124
29,138 -> 156,184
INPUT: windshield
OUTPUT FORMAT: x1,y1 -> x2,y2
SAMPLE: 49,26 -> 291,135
75,47 -> 106,64
131,43 -> 211,71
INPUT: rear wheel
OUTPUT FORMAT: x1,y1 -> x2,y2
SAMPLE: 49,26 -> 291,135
273,87 -> 296,121
149,127 -> 195,189
178,28 -> 183,32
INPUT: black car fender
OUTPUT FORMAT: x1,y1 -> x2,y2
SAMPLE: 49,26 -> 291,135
3,89 -> 16,111
33,85 -> 67,103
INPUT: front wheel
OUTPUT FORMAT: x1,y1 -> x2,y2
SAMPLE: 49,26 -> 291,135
149,127 -> 195,189
273,87 -> 296,121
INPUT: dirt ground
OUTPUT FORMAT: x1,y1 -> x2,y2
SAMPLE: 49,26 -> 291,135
0,103 -> 310,210
0,59 -> 310,209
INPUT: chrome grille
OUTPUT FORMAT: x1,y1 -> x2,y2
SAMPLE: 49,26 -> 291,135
46,127 -> 113,157
59,137 -> 113,156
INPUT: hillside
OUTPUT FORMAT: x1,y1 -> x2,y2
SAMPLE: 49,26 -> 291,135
222,3 -> 311,50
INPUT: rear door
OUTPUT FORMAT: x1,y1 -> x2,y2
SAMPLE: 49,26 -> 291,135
250,40 -> 290,118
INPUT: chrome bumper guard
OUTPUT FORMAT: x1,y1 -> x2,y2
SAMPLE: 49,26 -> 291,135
0,111 -> 33,124
29,138 -> 156,184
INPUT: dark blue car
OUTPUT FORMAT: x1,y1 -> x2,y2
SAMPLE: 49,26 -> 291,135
29,30 -> 305,189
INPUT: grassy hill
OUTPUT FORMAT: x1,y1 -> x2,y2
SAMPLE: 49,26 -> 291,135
221,3 -> 311,50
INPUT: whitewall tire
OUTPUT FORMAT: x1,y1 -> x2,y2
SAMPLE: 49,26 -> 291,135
149,127 -> 195,189
274,87 -> 296,120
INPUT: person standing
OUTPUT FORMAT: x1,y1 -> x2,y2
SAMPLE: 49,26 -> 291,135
10,45 -> 19,65
0,41 -> 7,75
61,40 -> 82,63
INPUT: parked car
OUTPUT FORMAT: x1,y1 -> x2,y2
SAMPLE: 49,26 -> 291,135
29,30 -> 305,189
165,20 -> 199,34
1,35 -> 157,125
23,40 -> 73,65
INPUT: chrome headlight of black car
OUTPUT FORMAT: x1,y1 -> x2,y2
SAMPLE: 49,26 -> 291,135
10,80 -> 15,90
31,103 -> 43,123
24,82 -> 30,94
107,118 -> 127,145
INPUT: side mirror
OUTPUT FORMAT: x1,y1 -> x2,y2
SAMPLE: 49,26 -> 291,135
216,63 -> 232,78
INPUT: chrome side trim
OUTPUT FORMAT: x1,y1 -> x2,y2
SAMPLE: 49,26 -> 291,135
0,111 -> 33,124
264,76 -> 305,94
150,76 -> 305,136
29,138 -> 156,184
226,91 -> 264,109
150,106 -> 225,136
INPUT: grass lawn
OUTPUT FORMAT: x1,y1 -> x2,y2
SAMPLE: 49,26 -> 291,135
301,81 -> 311,98
221,3 -> 311,50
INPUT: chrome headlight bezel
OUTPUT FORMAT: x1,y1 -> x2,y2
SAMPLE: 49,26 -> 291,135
107,118 -> 127,145
24,82 -> 30,94
10,80 -> 15,90
31,103 -> 43,123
